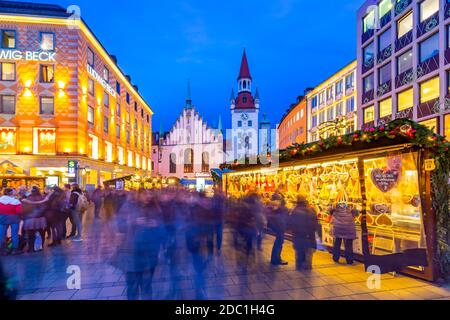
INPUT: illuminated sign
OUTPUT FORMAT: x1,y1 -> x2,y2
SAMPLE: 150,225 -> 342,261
68,160 -> 78,177
0,49 -> 56,62
87,64 -> 117,98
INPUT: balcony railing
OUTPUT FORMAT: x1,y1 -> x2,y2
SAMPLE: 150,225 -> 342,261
395,0 -> 412,16
395,30 -> 413,52
418,98 -> 440,119
417,54 -> 439,77
377,45 -> 392,64
362,90 -> 374,105
417,12 -> 439,38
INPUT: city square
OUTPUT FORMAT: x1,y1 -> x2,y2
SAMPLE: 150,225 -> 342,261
0,0 -> 449,305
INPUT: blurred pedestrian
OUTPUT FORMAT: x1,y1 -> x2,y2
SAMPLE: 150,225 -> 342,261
288,197 -> 319,270
267,193 -> 289,266
330,202 -> 358,265
91,186 -> 104,220
0,189 -> 22,256
69,184 -> 88,242
22,187 -> 47,253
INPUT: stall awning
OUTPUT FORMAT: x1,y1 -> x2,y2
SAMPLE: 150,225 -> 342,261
180,179 -> 214,186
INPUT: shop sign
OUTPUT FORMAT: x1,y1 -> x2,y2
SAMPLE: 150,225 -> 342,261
371,168 -> 400,193
424,159 -> 436,172
195,173 -> 211,178
87,64 -> 117,98
68,160 -> 78,177
0,49 -> 56,62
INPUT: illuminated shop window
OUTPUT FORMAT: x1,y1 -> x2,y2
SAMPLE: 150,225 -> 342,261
420,0 -> 439,23
379,98 -> 393,118
0,95 -> 15,114
420,77 -> 439,104
40,65 -> 54,83
419,118 -> 438,133
363,9 -> 375,33
397,88 -> 414,111
445,114 -> 450,138
33,128 -> 56,155
0,127 -> 17,154
364,105 -> 375,123
105,141 -> 113,163
419,33 -> 439,63
40,97 -> 54,115
1,30 -> 15,49
88,106 -> 94,124
378,0 -> 392,19
397,11 -> 413,39
397,50 -> 413,75
1,62 -> 15,81
40,32 -> 55,51
88,134 -> 99,159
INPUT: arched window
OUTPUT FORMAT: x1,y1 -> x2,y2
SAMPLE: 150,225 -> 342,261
202,152 -> 209,173
169,153 -> 176,174
243,81 -> 247,89
184,148 -> 194,173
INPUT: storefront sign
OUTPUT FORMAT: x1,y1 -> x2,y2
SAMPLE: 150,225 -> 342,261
68,160 -> 78,177
0,49 -> 56,62
371,169 -> 400,193
424,159 -> 436,172
87,64 -> 116,98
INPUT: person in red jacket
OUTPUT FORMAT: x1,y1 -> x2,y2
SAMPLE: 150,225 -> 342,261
0,189 -> 23,256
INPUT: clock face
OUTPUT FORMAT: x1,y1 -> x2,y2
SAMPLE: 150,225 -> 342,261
241,113 -> 249,121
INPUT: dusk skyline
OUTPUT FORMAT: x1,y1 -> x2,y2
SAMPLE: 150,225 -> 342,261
25,0 -> 360,130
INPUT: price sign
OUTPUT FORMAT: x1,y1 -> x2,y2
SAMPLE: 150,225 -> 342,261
424,159 -> 436,172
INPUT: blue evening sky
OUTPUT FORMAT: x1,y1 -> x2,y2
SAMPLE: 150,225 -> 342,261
33,0 -> 361,131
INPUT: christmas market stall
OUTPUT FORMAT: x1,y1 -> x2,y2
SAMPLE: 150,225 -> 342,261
222,120 -> 450,282
0,160 -> 46,190
103,175 -> 180,191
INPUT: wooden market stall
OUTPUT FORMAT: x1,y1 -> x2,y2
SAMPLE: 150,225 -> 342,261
103,175 -> 180,191
0,160 -> 46,190
222,120 -> 450,282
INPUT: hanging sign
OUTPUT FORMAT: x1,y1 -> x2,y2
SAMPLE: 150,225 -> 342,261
424,159 -> 436,172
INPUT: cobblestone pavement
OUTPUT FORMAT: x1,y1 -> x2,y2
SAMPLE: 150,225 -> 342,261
1,211 -> 450,301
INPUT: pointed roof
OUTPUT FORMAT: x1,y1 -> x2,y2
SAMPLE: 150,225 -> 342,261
218,115 -> 222,132
238,49 -> 252,80
255,87 -> 260,100
186,80 -> 192,109
230,88 -> 235,101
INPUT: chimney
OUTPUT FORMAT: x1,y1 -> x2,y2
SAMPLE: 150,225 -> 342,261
304,88 -> 314,96
125,75 -> 131,83
110,55 -> 118,65
297,95 -> 304,103
133,85 -> 139,92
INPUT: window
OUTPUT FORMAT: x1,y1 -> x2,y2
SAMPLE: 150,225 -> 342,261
40,97 -> 54,115
33,128 -> 56,155
445,114 -> 450,138
170,153 -> 176,173
336,103 -> 343,117
0,95 -> 15,114
420,0 -> 439,22
311,96 -> 318,108
103,66 -> 109,82
312,115 -> 318,127
379,28 -> 391,52
39,65 -> 54,83
103,91 -> 109,107
419,118 -> 438,133
346,97 -> 355,113
134,102 -> 138,112
398,12 -> 413,39
379,62 -> 391,85
1,30 -> 15,49
126,92 -> 130,104
397,50 -> 413,74
336,80 -> 344,95
126,111 -> 130,123
103,116 -> 109,133
184,149 -> 194,174
88,78 -> 94,96
238,121 -> 242,128
88,106 -> 94,124
420,77 -> 439,103
379,0 -> 392,18
327,87 -> 333,101
126,131 -> 130,144
319,111 -> 325,124
116,103 -> 121,117
87,48 -> 95,67
1,62 -> 15,81
364,105 -> 375,123
363,74 -> 374,93
379,98 -> 393,117
116,81 -> 121,95
40,32 -> 55,51
363,42 -> 374,65
202,152 -> 210,173
327,107 -> 335,121
346,73 -> 355,89
398,88 -> 414,111
363,10 -> 375,33
248,120 -> 253,127
243,97 -> 248,104
419,33 -> 439,63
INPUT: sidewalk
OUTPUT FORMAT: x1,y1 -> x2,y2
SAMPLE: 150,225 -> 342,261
2,220 -> 449,300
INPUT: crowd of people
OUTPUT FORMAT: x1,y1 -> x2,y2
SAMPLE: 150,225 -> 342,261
0,183 -> 359,300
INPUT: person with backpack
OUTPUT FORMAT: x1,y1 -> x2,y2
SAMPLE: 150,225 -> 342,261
69,184 -> 88,242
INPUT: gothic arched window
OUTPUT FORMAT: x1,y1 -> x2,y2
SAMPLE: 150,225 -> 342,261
184,148 -> 194,173
169,153 -> 176,174
202,152 -> 209,173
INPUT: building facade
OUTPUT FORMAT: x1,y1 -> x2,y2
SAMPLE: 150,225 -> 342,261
0,2 -> 153,187
357,0 -> 450,138
152,87 -> 223,191
230,50 -> 261,161
307,61 -> 358,142
277,96 -> 308,150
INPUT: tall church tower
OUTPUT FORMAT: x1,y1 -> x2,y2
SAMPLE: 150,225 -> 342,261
230,50 -> 259,161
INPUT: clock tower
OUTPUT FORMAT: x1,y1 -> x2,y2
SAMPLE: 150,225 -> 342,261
230,50 -> 260,162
